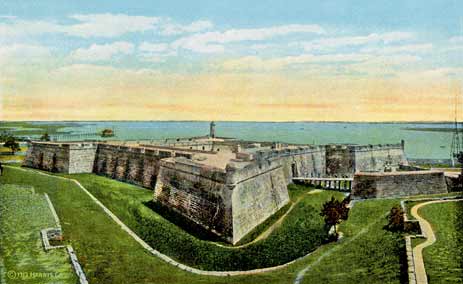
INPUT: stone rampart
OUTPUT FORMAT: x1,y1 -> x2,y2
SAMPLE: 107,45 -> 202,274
326,143 -> 407,177
353,144 -> 407,173
352,170 -> 448,199
229,160 -> 290,242
93,144 -> 167,188
154,158 -> 233,241
325,145 -> 354,177
253,146 -> 326,183
23,142 -> 98,173
155,157 -> 290,244
68,143 -> 98,174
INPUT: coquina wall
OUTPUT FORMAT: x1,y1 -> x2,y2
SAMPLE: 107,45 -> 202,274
154,158 -> 234,241
154,157 -> 291,244
68,143 -> 98,174
351,170 -> 448,199
227,161 -> 290,243
154,146 -> 324,243
93,144 -> 196,188
326,143 -> 407,177
23,140 -> 413,244
23,142 -> 97,173
256,146 -> 326,183
352,144 -> 407,172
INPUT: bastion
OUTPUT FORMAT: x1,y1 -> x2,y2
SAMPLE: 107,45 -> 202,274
351,170 -> 448,198
23,129 -> 422,243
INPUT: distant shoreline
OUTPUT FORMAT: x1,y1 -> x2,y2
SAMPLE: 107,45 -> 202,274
0,120 -> 459,124
402,127 -> 455,132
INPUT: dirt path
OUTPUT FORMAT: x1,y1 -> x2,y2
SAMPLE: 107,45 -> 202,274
410,198 -> 463,284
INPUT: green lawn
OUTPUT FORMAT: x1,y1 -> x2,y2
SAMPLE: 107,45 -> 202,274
300,198 -> 407,284
0,166 -> 406,284
419,201 -> 463,284
0,184 -> 76,284
63,174 -> 345,271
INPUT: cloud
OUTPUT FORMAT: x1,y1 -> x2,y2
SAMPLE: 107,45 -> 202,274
70,41 -> 134,61
0,15 -> 17,20
138,42 -> 178,62
220,52 -> 424,74
0,43 -> 50,63
221,53 -> 369,71
443,36 -> 463,52
0,14 -> 159,38
360,43 -> 433,54
0,14 -> 213,38
344,54 -> 421,77
173,24 -> 325,53
397,67 -> 463,81
300,32 -> 414,51
0,20 -> 63,37
139,42 -> 169,53
450,36 -> 463,43
161,20 -> 213,35
65,14 -> 160,38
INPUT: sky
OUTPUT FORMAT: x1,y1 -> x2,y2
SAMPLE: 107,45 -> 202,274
1,0 -> 463,121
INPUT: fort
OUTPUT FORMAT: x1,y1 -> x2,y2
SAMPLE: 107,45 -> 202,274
22,122 -> 449,244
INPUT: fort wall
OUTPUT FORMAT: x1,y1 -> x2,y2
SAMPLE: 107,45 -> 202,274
351,170 -> 448,199
352,144 -> 408,173
326,143 -> 407,177
253,146 -> 326,183
23,142 -> 97,173
154,159 -> 233,241
154,157 -> 290,244
325,145 -> 354,177
93,144 -> 198,188
228,161 -> 290,242
68,144 -> 98,174
23,140 -> 415,244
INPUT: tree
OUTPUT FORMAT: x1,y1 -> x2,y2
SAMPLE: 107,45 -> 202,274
385,206 -> 405,232
40,133 -> 51,141
100,129 -> 114,137
320,196 -> 350,238
0,131 -> 10,142
3,136 -> 21,155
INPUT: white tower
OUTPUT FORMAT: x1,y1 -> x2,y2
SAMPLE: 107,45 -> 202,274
210,121 -> 216,138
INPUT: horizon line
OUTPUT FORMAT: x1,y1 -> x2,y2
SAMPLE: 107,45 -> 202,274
0,119 -> 459,124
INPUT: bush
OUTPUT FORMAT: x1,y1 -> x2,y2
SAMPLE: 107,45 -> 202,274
384,206 -> 405,232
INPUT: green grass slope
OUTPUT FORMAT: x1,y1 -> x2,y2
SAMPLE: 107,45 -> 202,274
0,184 -> 76,284
419,201 -> 463,284
0,166 -> 406,284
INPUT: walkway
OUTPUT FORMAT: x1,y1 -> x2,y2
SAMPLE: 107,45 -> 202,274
410,198 -> 463,284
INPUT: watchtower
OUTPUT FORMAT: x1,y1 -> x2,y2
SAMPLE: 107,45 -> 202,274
210,121 -> 216,138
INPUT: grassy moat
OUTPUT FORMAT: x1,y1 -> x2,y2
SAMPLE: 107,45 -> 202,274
3,165 -> 456,284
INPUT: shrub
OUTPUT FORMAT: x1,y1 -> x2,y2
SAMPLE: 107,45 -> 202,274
384,206 -> 405,232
